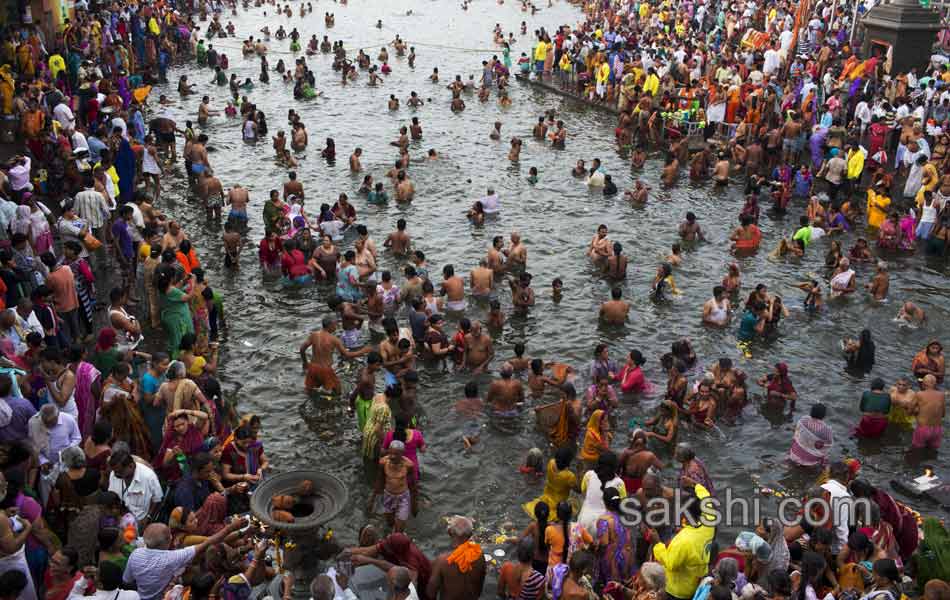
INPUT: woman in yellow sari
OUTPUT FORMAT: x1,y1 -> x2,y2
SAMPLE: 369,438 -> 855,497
579,409 -> 611,465
523,446 -> 578,519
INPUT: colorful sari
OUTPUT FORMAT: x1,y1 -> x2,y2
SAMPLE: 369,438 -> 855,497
579,410 -> 609,462
152,421 -> 204,481
74,361 -> 100,438
361,394 -> 392,460
595,511 -> 634,587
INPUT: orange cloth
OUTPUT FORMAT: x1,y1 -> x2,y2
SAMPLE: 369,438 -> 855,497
305,363 -> 340,392
579,409 -> 608,461
446,540 -> 483,573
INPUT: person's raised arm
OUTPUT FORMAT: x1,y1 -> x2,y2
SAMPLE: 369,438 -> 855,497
194,517 -> 247,557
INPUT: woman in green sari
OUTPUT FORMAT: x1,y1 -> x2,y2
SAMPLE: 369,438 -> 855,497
362,384 -> 397,461
157,270 -> 196,359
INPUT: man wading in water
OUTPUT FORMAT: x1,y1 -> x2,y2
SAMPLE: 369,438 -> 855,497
299,315 -> 370,396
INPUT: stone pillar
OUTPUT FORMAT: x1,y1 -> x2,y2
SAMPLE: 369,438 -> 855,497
861,0 -> 942,74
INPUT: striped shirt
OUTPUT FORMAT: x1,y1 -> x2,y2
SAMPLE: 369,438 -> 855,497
123,546 -> 196,600
518,570 -> 545,600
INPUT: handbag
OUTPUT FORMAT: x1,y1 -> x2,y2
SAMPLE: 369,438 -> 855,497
82,231 -> 102,251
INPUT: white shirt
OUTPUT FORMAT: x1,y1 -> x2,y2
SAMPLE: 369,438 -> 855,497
53,103 -> 75,130
819,479 -> 852,554
71,131 -> 88,151
855,101 -> 871,126
779,29 -> 794,50
109,462 -> 164,521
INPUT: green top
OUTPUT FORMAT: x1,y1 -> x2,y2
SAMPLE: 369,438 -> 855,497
860,390 -> 891,414
90,348 -> 122,379
367,190 -> 389,204
792,226 -> 812,248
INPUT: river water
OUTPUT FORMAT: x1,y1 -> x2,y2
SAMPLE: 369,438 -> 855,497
148,0 -> 948,573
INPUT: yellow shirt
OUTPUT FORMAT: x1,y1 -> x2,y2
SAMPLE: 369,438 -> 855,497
639,3 -> 650,18
846,149 -> 864,180
558,54 -> 572,72
644,73 -> 660,96
48,54 -> 66,80
653,484 -> 715,599
148,17 -> 161,36
597,62 -> 610,84
533,41 -> 547,62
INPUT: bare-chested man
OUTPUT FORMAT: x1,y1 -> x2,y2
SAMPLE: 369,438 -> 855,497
781,112 -> 803,163
383,218 -> 410,256
273,130 -> 287,158
299,315 -> 370,395
487,236 -> 506,273
188,134 -> 212,181
910,374 -> 946,451
369,441 -> 414,532
329,294 -> 367,349
440,265 -> 466,312
600,287 -> 630,324
349,147 -> 362,172
504,232 -> 527,272
395,171 -> 415,202
588,224 -> 612,264
291,122 -> 308,151
463,321 -> 493,373
866,261 -> 889,300
283,171 -> 304,200
532,117 -> 547,140
222,222 -> 242,269
713,153 -> 730,185
619,430 -> 664,493
426,516 -> 486,600
470,260 -> 494,298
197,171 -> 224,219
897,301 -> 927,325
485,362 -> 524,413
197,96 -> 218,126
226,184 -> 249,228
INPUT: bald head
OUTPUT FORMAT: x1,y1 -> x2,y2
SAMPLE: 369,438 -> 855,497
388,566 -> 412,595
143,523 -> 171,550
310,575 -> 334,600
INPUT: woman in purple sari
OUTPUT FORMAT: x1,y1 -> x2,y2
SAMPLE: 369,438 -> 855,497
594,488 -> 634,587
152,410 -> 207,483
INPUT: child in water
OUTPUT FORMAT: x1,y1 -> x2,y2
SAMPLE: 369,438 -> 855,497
527,166 -> 539,184
224,101 -> 237,117
455,381 -> 484,449
527,358 -> 559,399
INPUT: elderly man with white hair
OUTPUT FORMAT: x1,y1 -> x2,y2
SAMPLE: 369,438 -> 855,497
27,404 -> 80,504
426,516 -> 485,600
123,518 -> 246,600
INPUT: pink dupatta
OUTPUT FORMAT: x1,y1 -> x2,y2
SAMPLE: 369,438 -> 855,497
75,361 -> 101,438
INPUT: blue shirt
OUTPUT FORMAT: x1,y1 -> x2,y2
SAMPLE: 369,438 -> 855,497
111,217 -> 134,260
173,474 -> 212,512
738,310 -> 759,342
87,136 -> 107,164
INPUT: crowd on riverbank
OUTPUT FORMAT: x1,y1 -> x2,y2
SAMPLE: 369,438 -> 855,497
0,0 -> 946,599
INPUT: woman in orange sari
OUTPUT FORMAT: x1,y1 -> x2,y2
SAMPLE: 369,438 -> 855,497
578,410 -> 611,469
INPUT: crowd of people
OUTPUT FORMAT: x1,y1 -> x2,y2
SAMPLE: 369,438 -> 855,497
0,0 -> 945,598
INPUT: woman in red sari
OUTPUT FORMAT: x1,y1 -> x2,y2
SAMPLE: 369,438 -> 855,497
152,410 -> 207,483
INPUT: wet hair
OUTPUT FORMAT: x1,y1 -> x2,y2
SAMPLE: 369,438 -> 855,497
515,536 -> 534,564
514,342 -> 525,357
596,451 -> 619,497
810,403 -> 827,419
556,501 -> 573,563
464,381 -> 478,398
533,501 -> 549,552
554,446 -> 573,470
393,415 -> 411,443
